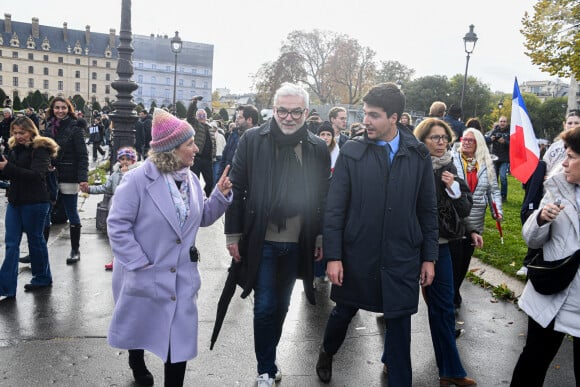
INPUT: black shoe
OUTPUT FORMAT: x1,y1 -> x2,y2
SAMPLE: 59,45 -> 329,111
316,348 -> 333,383
24,283 -> 52,292
19,255 -> 31,264
129,351 -> 154,386
66,250 -> 81,265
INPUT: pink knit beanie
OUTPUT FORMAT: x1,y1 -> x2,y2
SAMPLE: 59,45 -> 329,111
150,108 -> 195,153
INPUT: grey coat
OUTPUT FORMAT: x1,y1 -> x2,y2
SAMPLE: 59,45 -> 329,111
452,150 -> 503,234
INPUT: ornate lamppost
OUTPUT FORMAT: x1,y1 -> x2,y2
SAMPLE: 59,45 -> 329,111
170,31 -> 182,114
459,25 -> 478,116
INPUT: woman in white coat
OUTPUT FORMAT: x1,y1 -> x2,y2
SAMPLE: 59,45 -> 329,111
511,125 -> 580,386
107,108 -> 232,386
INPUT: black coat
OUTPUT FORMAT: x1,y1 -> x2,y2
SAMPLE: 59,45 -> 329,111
1,139 -> 53,205
434,160 -> 473,239
323,130 -> 439,317
225,122 -> 330,304
45,117 -> 88,184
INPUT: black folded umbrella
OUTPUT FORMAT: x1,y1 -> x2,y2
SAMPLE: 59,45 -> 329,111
210,259 -> 246,350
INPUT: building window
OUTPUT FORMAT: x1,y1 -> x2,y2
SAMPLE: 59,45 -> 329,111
58,57 -> 63,63
151,76 -> 156,84
204,69 -> 209,75
43,55 -> 49,61
12,51 -> 18,58
106,61 -> 111,68
191,80 -> 196,88
58,81 -> 63,90
13,64 -> 18,72
138,75 -> 143,83
75,71 -> 80,78
92,72 -> 97,80
151,87 -> 156,96
137,87 -> 142,96
43,80 -> 49,89
28,78 -> 34,88
0,75 -> 2,85
178,79 -> 184,86
58,69 -> 63,76
152,64 -> 157,70
203,81 -> 208,89
164,89 -> 170,99
43,67 -> 49,75
105,85 -> 110,94
92,84 -> 97,93
28,53 -> 34,60
0,63 -> 2,71
105,74 -> 110,81
138,62 -> 143,69
166,65 -> 171,72
13,77 -> 19,87
28,66 -> 33,74
75,82 -> 81,92
192,68 -> 197,74
75,58 -> 81,65
166,78 -> 170,85
92,60 -> 97,66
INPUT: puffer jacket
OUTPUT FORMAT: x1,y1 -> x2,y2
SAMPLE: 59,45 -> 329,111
45,117 -> 89,183
452,149 -> 503,234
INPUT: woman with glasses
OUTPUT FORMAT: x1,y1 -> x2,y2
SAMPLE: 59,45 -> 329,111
414,118 -> 476,386
450,128 -> 503,309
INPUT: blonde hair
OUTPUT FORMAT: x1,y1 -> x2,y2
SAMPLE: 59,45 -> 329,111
147,149 -> 183,172
8,116 -> 59,158
460,128 -> 496,183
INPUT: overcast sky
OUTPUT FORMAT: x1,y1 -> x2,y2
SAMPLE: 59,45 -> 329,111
6,0 -> 559,95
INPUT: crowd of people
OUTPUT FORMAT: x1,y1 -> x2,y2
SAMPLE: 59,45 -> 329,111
0,84 -> 579,387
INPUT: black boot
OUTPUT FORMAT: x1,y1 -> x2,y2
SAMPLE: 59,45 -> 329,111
66,224 -> 81,265
129,349 -> 154,386
164,360 -> 186,387
19,226 -> 50,264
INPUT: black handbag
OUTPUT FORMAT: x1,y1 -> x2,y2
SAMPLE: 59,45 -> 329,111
437,189 -> 465,240
527,249 -> 580,295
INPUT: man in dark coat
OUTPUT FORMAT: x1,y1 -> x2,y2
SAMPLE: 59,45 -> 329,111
443,104 -> 466,141
225,82 -> 330,386
217,104 -> 259,178
191,108 -> 215,197
0,108 -> 14,155
316,82 -> 438,387
329,106 -> 349,148
487,116 -> 510,200
134,109 -> 152,160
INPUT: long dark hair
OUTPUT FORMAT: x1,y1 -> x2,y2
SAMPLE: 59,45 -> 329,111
46,96 -> 77,121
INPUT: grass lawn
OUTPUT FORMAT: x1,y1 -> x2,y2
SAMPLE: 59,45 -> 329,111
474,174 -> 530,278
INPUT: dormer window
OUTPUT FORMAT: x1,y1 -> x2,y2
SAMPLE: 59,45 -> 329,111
26,35 -> 36,49
41,37 -> 50,51
9,32 -> 20,47
104,46 -> 112,58
73,41 -> 82,55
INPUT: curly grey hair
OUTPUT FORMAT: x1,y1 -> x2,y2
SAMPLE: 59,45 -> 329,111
147,149 -> 183,173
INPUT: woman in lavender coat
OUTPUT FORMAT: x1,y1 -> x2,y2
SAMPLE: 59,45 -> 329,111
107,109 -> 232,386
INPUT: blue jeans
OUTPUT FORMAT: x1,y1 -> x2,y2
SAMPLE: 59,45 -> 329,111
60,192 -> 81,225
0,202 -> 52,296
323,304 -> 412,387
425,244 -> 467,378
253,241 -> 300,378
495,161 -> 509,198
212,156 -> 222,187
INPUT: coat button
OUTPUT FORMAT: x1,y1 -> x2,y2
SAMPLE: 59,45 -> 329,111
170,267 -> 176,273
176,239 -> 181,244
171,295 -> 176,301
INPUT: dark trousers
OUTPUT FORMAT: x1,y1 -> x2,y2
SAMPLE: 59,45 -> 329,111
322,303 -> 412,387
511,317 -> 579,386
449,238 -> 475,307
191,157 -> 213,197
92,140 -> 105,161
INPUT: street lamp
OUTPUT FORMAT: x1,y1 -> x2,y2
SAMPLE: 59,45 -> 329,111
459,24 -> 478,117
498,98 -> 504,120
170,31 -> 182,113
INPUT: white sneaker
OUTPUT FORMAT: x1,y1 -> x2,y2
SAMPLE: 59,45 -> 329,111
256,373 -> 275,387
275,364 -> 282,382
516,266 -> 528,277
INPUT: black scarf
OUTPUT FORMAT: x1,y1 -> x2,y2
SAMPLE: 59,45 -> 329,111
269,119 -> 308,231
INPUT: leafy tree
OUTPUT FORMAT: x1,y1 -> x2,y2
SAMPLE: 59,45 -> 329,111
0,89 -> 7,106
327,38 -> 376,104
253,51 -> 305,106
218,108 -> 229,122
375,60 -> 415,85
71,94 -> 86,112
12,94 -> 23,111
175,101 -> 187,118
538,96 -> 568,140
521,0 -> 580,78
404,75 -> 452,114
449,74 -> 492,121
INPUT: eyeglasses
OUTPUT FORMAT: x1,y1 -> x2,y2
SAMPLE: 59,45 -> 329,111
276,107 -> 305,120
461,138 -> 476,144
428,135 -> 450,143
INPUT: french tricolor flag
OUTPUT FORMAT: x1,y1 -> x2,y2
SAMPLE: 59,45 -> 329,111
510,77 -> 539,184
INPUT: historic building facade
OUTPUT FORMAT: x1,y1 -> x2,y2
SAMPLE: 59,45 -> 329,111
0,13 -> 213,110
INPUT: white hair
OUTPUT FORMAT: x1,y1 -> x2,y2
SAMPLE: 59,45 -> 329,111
273,82 -> 309,107
461,128 -> 497,184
